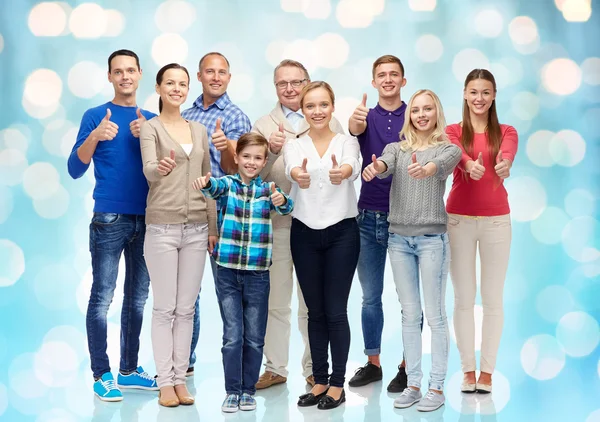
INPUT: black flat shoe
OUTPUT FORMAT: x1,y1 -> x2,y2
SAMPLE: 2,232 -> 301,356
297,388 -> 329,407
317,389 -> 346,410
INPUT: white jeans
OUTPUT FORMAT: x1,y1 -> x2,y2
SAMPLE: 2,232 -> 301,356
263,227 -> 312,378
144,223 -> 208,388
447,214 -> 511,374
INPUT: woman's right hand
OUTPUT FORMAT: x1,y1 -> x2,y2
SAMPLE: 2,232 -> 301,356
158,149 -> 177,176
362,154 -> 385,182
466,152 -> 485,181
291,158 -> 311,189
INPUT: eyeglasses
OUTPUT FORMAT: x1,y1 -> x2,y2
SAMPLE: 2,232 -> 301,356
275,79 -> 308,89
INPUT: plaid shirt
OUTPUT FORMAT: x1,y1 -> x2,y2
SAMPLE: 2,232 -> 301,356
182,93 -> 251,177
202,174 -> 293,271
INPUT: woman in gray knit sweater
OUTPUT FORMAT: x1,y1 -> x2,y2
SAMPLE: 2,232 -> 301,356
362,89 -> 460,412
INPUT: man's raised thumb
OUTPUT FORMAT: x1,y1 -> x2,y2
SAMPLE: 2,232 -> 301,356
170,149 -> 175,161
104,108 -> 112,121
136,108 -> 143,119
361,93 -> 367,107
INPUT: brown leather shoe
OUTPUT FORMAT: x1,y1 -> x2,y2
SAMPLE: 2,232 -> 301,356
158,388 -> 180,407
174,384 -> 194,405
255,371 -> 287,389
305,375 -> 315,387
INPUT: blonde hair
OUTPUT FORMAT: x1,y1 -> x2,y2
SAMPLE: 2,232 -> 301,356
399,89 -> 448,152
299,81 -> 335,108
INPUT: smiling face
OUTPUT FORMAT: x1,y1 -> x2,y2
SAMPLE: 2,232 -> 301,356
156,68 -> 189,110
409,93 -> 438,136
464,78 -> 496,117
372,62 -> 406,100
198,54 -> 231,102
301,87 -> 335,130
234,144 -> 268,184
275,65 -> 308,111
108,55 -> 141,98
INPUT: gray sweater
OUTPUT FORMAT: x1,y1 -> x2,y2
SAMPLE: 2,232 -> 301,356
377,142 -> 461,236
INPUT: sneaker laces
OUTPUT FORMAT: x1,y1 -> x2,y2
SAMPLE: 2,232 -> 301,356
400,387 -> 414,396
424,390 -> 438,400
136,370 -> 155,381
354,362 -> 371,375
101,378 -> 118,391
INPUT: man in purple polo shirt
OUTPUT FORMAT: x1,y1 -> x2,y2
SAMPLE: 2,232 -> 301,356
348,55 -> 410,392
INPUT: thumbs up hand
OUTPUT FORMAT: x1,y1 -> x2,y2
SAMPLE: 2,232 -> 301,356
129,107 -> 146,138
270,183 -> 286,206
269,122 -> 286,154
211,118 -> 228,151
408,152 -> 430,179
494,149 -> 510,179
92,108 -> 119,142
350,93 -> 369,125
292,157 -> 311,189
192,172 -> 212,190
158,149 -> 177,176
329,153 -> 345,185
362,154 -> 386,182
467,152 -> 485,181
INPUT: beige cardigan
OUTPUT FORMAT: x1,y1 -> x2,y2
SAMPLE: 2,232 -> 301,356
140,117 -> 217,235
251,102 -> 345,229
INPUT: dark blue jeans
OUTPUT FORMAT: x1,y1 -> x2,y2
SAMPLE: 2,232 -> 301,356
87,212 -> 150,379
356,209 -> 389,356
291,217 -> 360,388
215,265 -> 270,396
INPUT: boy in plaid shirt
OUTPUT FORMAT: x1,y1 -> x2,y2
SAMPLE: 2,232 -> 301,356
193,133 -> 293,413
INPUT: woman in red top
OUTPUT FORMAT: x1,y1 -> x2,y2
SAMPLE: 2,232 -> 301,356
445,69 -> 518,394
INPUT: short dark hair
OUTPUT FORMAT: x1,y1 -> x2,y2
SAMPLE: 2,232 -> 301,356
156,63 -> 190,112
108,49 -> 140,72
198,52 -> 230,71
372,55 -> 404,78
236,132 -> 268,156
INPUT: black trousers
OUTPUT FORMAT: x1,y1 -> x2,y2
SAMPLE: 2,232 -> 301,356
290,217 -> 360,387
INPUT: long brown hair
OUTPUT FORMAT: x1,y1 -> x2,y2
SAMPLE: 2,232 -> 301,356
460,69 -> 502,163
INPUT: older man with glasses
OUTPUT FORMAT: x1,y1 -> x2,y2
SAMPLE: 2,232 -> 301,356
251,60 -> 345,389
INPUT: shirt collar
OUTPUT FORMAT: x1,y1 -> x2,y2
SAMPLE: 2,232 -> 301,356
193,92 -> 232,111
281,104 -> 304,118
232,173 -> 263,187
374,101 -> 406,116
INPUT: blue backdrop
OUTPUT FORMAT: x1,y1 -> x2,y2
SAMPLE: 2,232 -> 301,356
0,1 -> 599,421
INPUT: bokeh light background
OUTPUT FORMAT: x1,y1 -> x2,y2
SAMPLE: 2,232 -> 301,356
0,0 -> 599,421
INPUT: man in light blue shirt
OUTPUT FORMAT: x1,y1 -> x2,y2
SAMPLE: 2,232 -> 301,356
182,52 -> 252,375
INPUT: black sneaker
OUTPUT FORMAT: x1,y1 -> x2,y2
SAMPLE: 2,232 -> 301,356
387,365 -> 408,392
348,362 -> 383,387
186,367 -> 194,377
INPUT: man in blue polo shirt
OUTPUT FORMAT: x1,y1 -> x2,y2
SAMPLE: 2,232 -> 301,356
181,51 -> 252,376
68,49 -> 158,401
348,55 -> 411,392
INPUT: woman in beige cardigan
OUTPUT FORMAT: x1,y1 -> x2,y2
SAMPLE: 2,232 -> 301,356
140,63 -> 217,407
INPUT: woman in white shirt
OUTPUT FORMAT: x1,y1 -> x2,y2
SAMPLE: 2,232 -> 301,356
283,81 -> 360,410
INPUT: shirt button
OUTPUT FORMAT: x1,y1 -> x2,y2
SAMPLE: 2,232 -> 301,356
388,112 -> 391,115
388,127 -> 391,130
319,183 -> 323,188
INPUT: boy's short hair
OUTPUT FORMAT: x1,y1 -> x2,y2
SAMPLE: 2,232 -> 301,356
108,49 -> 140,72
236,132 -> 269,156
372,55 -> 404,78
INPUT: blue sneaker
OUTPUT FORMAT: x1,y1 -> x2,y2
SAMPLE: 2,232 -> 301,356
239,393 -> 257,411
94,372 -> 123,402
117,366 -> 158,391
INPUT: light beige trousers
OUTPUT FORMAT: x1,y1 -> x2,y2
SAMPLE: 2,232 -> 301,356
263,227 -> 312,378
447,214 -> 511,374
144,223 -> 208,388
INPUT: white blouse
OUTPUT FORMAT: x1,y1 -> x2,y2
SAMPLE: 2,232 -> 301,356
283,133 -> 361,230
181,143 -> 193,156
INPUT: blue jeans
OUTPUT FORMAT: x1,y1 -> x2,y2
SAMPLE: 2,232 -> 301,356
215,265 -> 270,396
87,212 -> 150,379
189,256 -> 217,368
356,209 -> 389,356
388,232 -> 450,391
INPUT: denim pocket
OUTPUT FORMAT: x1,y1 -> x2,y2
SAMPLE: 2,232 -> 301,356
92,212 -> 119,225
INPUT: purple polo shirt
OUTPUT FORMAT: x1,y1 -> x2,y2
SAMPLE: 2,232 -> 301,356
356,102 -> 406,213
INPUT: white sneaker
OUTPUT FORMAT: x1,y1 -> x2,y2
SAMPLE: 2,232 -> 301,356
393,387 -> 422,409
416,390 -> 445,412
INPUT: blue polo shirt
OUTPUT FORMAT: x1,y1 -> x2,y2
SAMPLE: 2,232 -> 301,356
356,102 -> 406,213
67,102 -> 156,215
